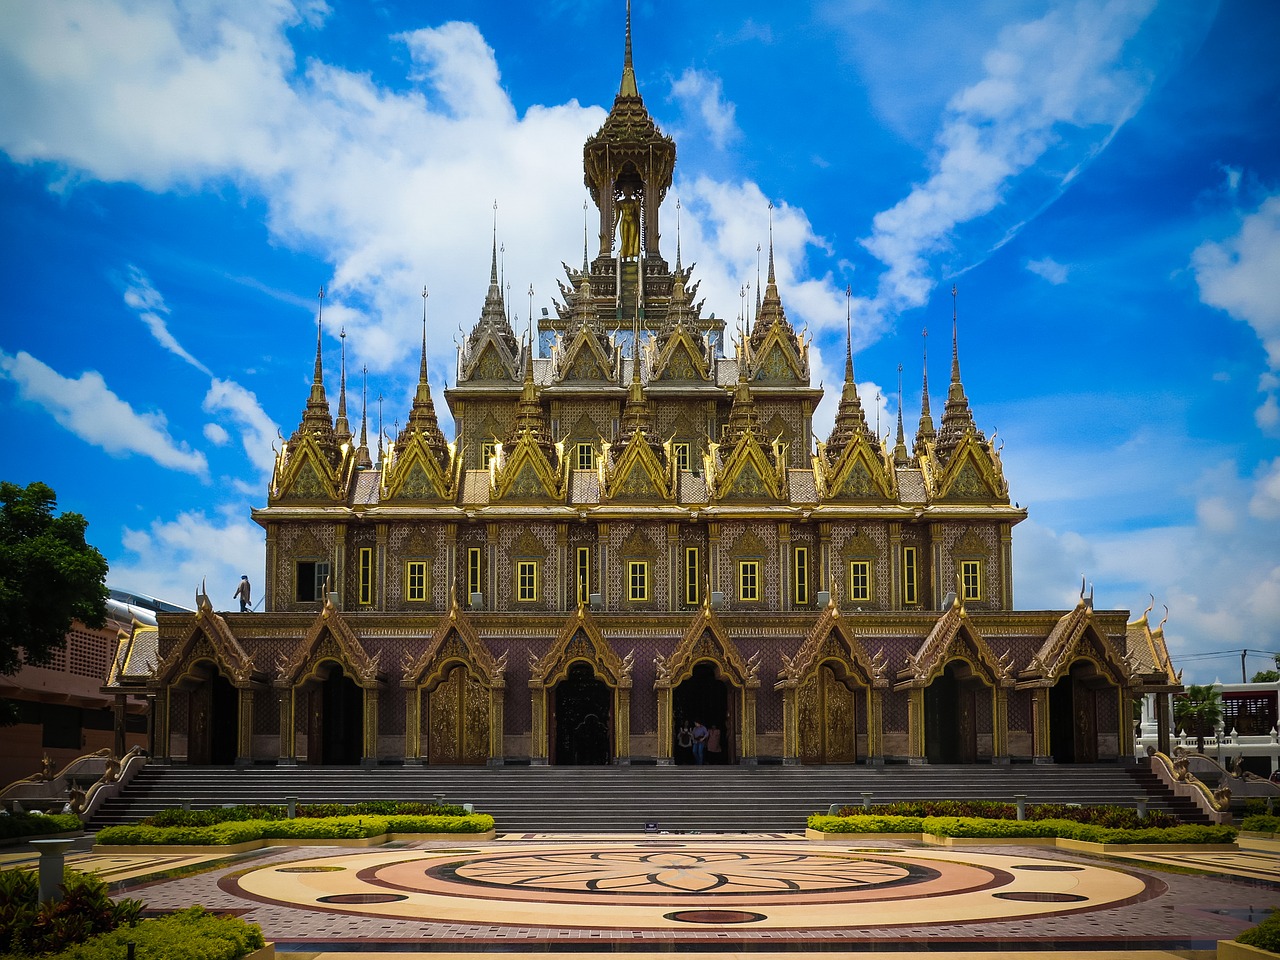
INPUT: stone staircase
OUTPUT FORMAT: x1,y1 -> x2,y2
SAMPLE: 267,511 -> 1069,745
89,762 -> 1207,831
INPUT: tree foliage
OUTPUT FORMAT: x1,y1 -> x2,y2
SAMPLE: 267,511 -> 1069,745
0,481 -> 109,682
1173,683 -> 1222,751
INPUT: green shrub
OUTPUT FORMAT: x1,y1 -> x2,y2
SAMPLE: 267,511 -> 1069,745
806,812 -> 1236,845
829,800 -> 1180,829
0,868 -> 143,957
260,816 -> 385,840
1237,908 -> 1280,952
0,813 -> 83,841
95,821 -> 261,847
141,799 -> 467,828
50,906 -> 264,960
1241,814 -> 1280,834
97,811 -> 495,846
384,814 -> 495,834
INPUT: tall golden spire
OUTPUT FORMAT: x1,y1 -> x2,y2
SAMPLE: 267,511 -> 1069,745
401,285 -> 449,461
619,0 -> 638,97
294,286 -> 338,451
914,327 -> 936,459
935,284 -> 983,463
355,364 -> 372,469
826,284 -> 878,462
334,327 -> 351,444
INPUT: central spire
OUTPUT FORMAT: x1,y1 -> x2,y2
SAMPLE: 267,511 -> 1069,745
619,0 -> 638,98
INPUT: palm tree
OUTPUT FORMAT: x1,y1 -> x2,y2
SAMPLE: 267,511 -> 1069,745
1174,684 -> 1222,753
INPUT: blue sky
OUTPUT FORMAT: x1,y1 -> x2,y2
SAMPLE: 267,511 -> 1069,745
2,1 -> 1278,683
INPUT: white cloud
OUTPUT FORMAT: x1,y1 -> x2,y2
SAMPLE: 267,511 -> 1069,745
862,0 -> 1160,311
1192,193 -> 1280,370
204,422 -> 230,445
114,507 -> 265,611
1026,256 -> 1069,285
122,265 -> 211,374
1248,458 -> 1280,520
0,348 -> 208,474
670,68 -> 740,150
202,378 -> 280,477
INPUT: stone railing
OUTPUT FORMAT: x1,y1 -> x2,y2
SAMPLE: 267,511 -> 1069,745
1149,748 -> 1233,824
0,746 -> 148,821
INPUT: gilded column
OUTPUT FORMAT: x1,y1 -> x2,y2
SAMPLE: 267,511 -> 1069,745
992,684 -> 1010,763
530,687 -> 548,764
867,687 -> 885,764
907,687 -> 926,763
1031,688 -> 1052,763
888,521 -> 903,609
556,523 -> 568,611
487,522 -> 499,611
362,687 -> 379,766
781,687 -> 799,765
615,688 -> 631,765
1155,691 -> 1171,755
707,522 -> 721,595
818,521 -> 832,595
403,686 -> 420,763
488,686 -> 505,766
667,523 -> 679,612
741,688 -> 758,765
112,694 -> 128,759
1118,686 -> 1133,762
154,687 -> 171,763
778,522 -> 791,612
375,522 -> 389,612
277,686 -> 297,765
1000,522 -> 1014,610
236,686 -> 254,766
264,522 -> 278,611
656,687 -> 672,765
333,521 -> 347,607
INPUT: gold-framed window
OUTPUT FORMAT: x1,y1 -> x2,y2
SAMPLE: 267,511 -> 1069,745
685,546 -> 699,605
794,546 -> 809,605
673,442 -> 690,472
576,546 -> 591,604
575,442 -> 595,471
902,546 -> 918,605
628,561 -> 649,601
516,560 -> 538,602
467,547 -> 482,598
961,559 -> 983,601
739,560 -> 760,602
849,560 -> 871,602
481,440 -> 497,469
358,547 -> 374,606
405,560 -> 429,602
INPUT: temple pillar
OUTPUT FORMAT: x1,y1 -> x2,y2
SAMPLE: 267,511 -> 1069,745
740,688 -> 758,765
361,687 -> 379,767
907,686 -> 927,764
488,686 -> 505,766
530,687 -> 548,765
276,685 -> 297,766
1031,688 -> 1053,764
992,684 -> 1010,764
154,686 -> 171,763
615,687 -> 631,765
112,694 -> 128,760
403,686 -> 421,763
1156,691 -> 1172,755
867,687 -> 885,765
1118,686 -> 1135,763
780,686 -> 799,765
656,687 -> 673,765
236,685 -> 254,766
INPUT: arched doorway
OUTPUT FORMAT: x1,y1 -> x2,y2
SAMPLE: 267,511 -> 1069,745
798,662 -> 859,764
1049,661 -> 1103,763
187,663 -> 238,765
553,661 -> 611,765
425,663 -> 490,765
924,661 -> 982,763
307,662 -> 363,765
673,661 -> 734,764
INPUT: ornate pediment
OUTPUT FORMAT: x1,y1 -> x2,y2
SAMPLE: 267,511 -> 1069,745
651,325 -> 710,382
714,433 -> 784,502
492,433 -> 564,503
751,333 -> 806,384
402,607 -> 506,688
895,601 -> 1010,690
934,434 -> 1008,503
656,606 -> 760,690
823,434 -> 894,502
272,435 -> 342,503
603,431 -> 672,502
156,609 -> 259,687
511,527 -> 548,559
556,326 -> 615,384
953,528 -> 990,559
776,602 -> 882,689
530,608 -> 630,689
728,528 -> 770,560
275,599 -> 383,688
1019,598 -> 1129,687
464,340 -> 518,382
839,529 -> 877,560
382,436 -> 453,502
618,524 -> 660,560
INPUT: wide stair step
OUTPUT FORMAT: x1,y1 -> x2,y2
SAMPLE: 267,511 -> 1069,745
89,763 -> 1209,832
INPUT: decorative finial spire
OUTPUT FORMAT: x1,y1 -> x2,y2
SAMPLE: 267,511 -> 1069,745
335,326 -> 351,442
355,364 -> 371,469
491,200 -> 499,285
376,391 -> 384,464
766,203 -> 776,287
675,197 -> 682,271
914,326 -> 936,459
950,283 -> 961,386
844,283 -> 854,382
293,284 -> 337,445
893,362 -> 909,465
421,285 -> 430,383
582,198 -> 590,274
619,0 -> 638,97
756,241 -> 762,314
935,283 -> 983,464
313,286 -> 325,385
401,283 -> 448,460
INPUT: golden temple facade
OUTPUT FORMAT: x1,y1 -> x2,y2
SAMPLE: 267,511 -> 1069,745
106,9 -> 1181,768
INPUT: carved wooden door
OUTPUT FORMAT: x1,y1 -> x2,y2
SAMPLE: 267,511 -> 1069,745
1073,680 -> 1098,763
799,665 -> 857,763
428,665 -> 489,765
188,683 -> 211,765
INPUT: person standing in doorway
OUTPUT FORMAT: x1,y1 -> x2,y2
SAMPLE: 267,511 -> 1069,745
691,719 -> 709,765
707,723 -> 722,764
234,575 -> 252,612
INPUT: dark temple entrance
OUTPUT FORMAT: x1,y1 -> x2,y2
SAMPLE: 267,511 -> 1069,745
187,665 -> 237,765
924,662 -> 978,764
673,661 -> 733,764
1050,661 -> 1100,763
308,663 -> 363,765
553,661 -> 611,765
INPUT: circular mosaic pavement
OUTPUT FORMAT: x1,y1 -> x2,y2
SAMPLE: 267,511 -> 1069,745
222,840 -> 1159,931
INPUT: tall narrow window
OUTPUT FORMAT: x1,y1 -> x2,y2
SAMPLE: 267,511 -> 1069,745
575,442 -> 595,471
961,560 -> 983,601
517,560 -> 538,602
405,560 -> 429,602
794,546 -> 809,605
849,560 -> 871,602
685,547 -> 700,605
467,547 -> 482,598
902,546 -> 918,605
481,440 -> 497,469
358,547 -> 373,606
673,442 -> 690,472
576,546 -> 590,604
739,560 -> 760,602
628,561 -> 649,601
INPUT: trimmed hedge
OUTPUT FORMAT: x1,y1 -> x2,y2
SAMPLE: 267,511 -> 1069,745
29,906 -> 264,960
828,800 -> 1182,830
807,813 -> 1236,845
144,800 -> 465,828
0,813 -> 82,841
96,813 -> 495,846
1237,906 -> 1280,953
1241,814 -> 1280,834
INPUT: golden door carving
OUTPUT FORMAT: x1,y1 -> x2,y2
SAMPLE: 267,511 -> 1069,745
798,664 -> 858,764
427,665 -> 489,765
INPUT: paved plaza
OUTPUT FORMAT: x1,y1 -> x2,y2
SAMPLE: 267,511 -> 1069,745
4,833 -> 1278,956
